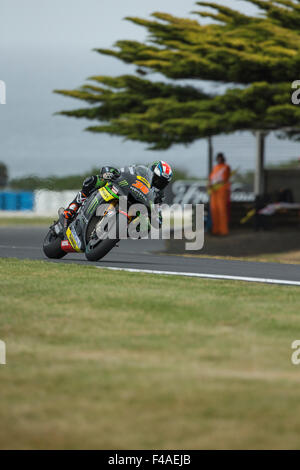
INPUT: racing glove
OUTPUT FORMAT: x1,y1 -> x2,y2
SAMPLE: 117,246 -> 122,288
101,167 -> 121,181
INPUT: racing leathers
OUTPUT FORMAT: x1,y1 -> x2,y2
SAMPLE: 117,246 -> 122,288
63,166 -> 166,225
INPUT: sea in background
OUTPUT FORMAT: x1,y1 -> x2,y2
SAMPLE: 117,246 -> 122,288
1,48 -> 300,181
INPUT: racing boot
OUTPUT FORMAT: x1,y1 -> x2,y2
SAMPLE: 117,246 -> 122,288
63,203 -> 80,222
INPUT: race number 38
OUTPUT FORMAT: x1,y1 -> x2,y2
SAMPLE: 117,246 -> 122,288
153,455 -> 191,466
132,180 -> 149,195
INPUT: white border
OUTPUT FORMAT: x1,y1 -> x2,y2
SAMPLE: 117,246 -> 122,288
97,266 -> 300,286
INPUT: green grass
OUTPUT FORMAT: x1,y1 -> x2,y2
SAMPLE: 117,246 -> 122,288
0,258 -> 300,449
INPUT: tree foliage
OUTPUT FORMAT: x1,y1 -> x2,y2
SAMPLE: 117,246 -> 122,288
0,162 -> 8,188
55,1 -> 300,149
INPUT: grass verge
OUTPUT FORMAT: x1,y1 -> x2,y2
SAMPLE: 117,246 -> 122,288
0,258 -> 300,449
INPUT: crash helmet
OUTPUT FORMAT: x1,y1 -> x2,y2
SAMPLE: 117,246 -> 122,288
149,161 -> 173,190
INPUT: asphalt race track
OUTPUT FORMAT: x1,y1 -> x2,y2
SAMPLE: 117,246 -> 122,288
1,225 -> 300,286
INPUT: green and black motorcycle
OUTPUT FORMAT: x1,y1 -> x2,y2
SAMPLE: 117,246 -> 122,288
43,167 -> 156,262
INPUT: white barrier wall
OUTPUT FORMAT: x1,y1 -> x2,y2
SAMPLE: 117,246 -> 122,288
4,190 -> 190,223
34,190 -> 78,216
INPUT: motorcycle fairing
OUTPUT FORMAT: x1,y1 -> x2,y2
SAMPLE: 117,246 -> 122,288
66,226 -> 83,252
65,169 -> 155,254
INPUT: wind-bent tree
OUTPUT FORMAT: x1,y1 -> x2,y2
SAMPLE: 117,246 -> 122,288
55,1 -> 300,150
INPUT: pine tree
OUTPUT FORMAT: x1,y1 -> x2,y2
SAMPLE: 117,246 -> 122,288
55,1 -> 300,150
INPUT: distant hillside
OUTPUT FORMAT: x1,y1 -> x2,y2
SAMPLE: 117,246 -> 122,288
8,166 -> 191,191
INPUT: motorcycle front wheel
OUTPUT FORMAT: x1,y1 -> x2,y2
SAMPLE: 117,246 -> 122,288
85,213 -> 121,262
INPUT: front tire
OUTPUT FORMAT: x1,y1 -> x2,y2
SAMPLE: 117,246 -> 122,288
43,230 -> 67,259
85,213 -> 121,262
85,238 -> 119,262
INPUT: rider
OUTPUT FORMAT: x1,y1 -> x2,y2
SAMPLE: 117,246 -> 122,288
63,161 -> 173,222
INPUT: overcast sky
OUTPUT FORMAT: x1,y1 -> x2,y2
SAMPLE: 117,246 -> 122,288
2,0 -> 259,85
2,0 -> 258,51
2,0 -> 298,179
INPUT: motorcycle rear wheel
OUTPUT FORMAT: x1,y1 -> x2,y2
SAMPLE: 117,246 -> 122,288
43,230 -> 67,259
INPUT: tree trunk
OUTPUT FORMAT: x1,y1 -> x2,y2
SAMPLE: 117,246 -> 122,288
254,131 -> 267,196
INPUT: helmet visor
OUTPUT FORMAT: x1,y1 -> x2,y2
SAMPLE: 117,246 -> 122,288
152,173 -> 169,190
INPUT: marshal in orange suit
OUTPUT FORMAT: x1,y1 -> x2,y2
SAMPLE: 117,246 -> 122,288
209,153 -> 231,236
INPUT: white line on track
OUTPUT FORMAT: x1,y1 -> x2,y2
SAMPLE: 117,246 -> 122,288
97,266 -> 300,286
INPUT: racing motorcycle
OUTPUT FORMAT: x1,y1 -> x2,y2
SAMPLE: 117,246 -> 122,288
43,167 -> 157,262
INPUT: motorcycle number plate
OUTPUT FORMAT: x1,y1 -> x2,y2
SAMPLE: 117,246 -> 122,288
99,187 -> 114,202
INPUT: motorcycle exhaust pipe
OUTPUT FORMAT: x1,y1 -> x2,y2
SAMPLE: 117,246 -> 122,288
61,240 -> 77,253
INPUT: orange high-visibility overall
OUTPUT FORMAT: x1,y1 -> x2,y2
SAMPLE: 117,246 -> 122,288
209,163 -> 231,235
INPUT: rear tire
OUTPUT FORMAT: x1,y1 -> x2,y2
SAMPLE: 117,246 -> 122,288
43,230 -> 67,259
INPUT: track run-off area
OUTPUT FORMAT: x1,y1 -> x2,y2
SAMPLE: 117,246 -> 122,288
1,225 -> 300,286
